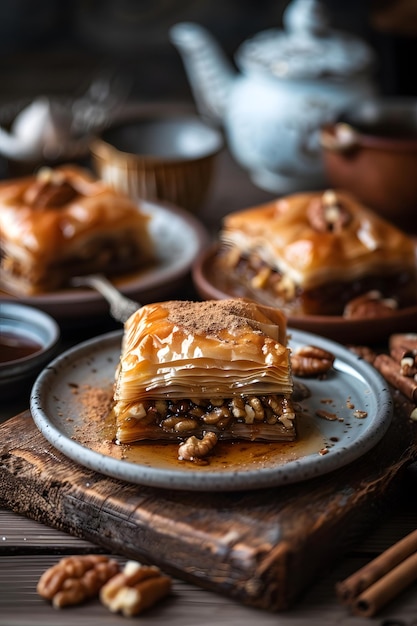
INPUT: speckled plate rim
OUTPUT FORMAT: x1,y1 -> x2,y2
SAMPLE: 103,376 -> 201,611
0,200 -> 208,320
192,245 -> 417,345
30,329 -> 393,492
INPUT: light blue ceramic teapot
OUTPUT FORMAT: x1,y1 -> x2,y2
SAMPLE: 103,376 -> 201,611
170,0 -> 377,194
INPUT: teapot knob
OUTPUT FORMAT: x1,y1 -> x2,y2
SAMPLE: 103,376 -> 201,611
283,0 -> 330,38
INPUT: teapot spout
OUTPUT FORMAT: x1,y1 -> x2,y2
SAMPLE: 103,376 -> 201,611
170,22 -> 235,125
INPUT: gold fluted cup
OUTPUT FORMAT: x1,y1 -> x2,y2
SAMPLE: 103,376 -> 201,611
90,115 -> 223,213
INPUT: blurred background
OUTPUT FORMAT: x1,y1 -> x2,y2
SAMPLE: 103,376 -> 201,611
0,0 -> 416,105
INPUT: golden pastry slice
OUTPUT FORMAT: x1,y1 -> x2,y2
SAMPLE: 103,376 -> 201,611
216,190 -> 417,316
112,299 -> 297,444
0,165 -> 154,295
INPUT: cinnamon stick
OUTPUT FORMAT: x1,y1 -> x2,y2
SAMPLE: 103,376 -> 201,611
389,333 -> 417,358
389,333 -> 417,378
373,353 -> 417,403
336,528 -> 417,613
352,551 -> 417,617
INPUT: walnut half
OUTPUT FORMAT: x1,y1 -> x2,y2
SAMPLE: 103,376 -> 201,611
343,290 -> 398,319
291,345 -> 335,378
100,561 -> 172,617
37,555 -> 120,609
178,431 -> 218,463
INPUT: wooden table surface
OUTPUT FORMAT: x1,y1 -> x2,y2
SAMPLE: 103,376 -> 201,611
1,118 -> 417,625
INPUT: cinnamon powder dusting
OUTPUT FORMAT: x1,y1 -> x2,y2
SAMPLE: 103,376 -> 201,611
72,384 -> 123,457
78,385 -> 113,424
166,300 -> 263,337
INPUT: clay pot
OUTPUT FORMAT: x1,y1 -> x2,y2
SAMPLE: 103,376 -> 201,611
320,99 -> 417,232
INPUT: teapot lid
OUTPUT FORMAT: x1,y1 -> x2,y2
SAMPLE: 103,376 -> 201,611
235,0 -> 375,80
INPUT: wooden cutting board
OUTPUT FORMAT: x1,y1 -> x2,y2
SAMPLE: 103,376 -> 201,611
1,391 -> 417,612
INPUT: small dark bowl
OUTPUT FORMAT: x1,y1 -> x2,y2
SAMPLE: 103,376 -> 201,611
320,98 -> 417,232
0,302 -> 60,400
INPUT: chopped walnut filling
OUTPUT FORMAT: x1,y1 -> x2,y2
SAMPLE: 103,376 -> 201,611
115,393 -> 296,443
219,245 -> 416,316
1,232 -> 150,294
221,249 -> 299,307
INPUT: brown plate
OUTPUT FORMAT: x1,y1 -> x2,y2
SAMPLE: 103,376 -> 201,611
192,245 -> 417,345
0,200 -> 208,325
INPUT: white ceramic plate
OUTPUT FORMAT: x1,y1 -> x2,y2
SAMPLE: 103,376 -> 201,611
30,329 -> 393,492
0,200 -> 208,322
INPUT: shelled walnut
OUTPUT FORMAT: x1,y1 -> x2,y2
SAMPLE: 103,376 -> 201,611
37,555 -> 120,608
178,431 -> 218,463
100,561 -> 172,617
291,345 -> 335,378
343,290 -> 398,319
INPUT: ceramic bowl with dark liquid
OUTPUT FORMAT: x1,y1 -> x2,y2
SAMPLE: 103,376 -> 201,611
0,302 -> 60,400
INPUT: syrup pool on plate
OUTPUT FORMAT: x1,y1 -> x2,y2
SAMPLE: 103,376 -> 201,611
76,394 -> 328,474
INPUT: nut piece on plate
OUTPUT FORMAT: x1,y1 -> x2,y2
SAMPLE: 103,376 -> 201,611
37,555 -> 120,609
100,560 -> 172,617
178,431 -> 218,463
291,345 -> 335,378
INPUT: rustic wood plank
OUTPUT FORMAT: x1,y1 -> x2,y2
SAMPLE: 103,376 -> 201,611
6,552 -> 417,626
0,555 -> 369,626
1,390 -> 417,612
3,496 -> 417,626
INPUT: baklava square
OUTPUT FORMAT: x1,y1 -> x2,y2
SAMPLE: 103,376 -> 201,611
112,299 -> 297,445
216,190 -> 417,317
0,165 -> 154,295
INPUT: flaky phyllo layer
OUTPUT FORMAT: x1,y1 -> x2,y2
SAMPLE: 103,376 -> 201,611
112,299 -> 296,444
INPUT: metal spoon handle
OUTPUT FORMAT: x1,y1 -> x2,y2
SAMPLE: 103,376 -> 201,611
71,274 -> 140,323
